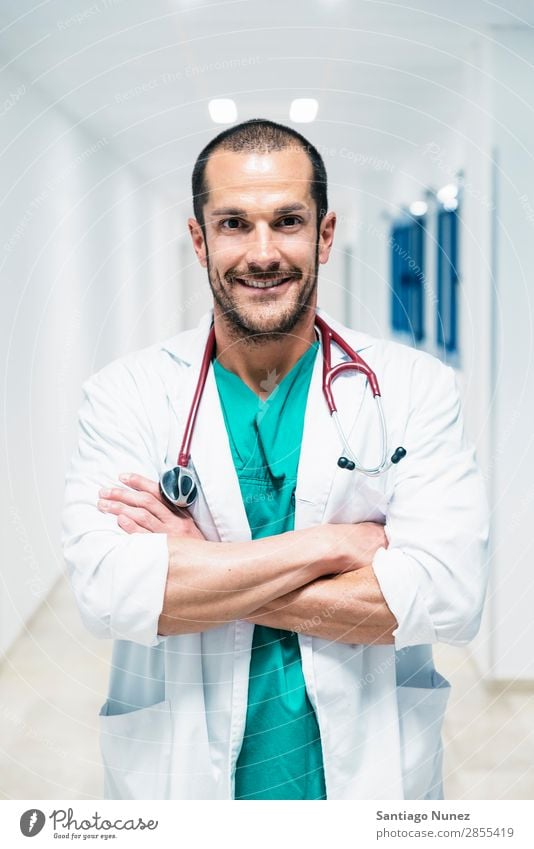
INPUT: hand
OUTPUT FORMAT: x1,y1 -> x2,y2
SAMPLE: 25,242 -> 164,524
326,521 -> 388,573
97,472 -> 205,538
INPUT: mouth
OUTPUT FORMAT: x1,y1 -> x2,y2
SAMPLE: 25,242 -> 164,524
234,275 -> 298,290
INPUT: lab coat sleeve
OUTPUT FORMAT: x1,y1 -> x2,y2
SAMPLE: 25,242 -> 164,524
61,359 -> 170,647
371,356 -> 490,649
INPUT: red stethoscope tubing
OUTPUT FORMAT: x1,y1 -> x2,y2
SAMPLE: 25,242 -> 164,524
177,324 -> 216,467
314,314 -> 381,409
176,315 -> 381,468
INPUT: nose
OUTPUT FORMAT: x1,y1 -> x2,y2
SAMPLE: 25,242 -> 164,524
244,222 -> 282,268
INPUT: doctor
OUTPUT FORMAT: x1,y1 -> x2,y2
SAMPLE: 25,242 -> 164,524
62,118 -> 489,801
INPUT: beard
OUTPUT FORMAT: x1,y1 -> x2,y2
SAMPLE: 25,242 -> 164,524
206,242 -> 319,345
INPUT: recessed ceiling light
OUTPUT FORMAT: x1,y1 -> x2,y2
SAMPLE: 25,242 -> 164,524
208,99 -> 237,124
437,183 -> 458,204
289,98 -> 319,123
409,201 -> 428,217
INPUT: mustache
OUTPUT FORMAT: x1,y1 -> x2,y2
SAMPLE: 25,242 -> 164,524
226,269 -> 303,283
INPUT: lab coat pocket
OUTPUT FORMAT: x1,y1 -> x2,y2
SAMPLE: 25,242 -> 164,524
325,474 -> 390,524
397,672 -> 451,800
99,699 -> 172,800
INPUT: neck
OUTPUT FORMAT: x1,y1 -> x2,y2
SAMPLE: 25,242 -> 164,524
213,307 -> 317,399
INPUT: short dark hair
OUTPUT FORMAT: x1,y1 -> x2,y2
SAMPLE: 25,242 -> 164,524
191,118 -> 328,234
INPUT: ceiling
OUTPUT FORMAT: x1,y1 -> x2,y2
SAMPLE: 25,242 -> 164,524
1,0 -> 533,202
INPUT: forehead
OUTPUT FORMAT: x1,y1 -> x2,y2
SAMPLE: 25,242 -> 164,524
203,147 -> 314,208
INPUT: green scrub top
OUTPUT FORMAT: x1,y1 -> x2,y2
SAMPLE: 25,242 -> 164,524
213,341 -> 326,800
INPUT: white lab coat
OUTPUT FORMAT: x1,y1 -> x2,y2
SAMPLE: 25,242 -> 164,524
61,308 -> 489,800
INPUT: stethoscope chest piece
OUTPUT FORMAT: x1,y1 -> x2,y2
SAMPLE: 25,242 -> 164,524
160,465 -> 198,509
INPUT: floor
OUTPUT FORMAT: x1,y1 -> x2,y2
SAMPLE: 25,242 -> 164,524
1,576 -> 533,799
439,643 -> 534,799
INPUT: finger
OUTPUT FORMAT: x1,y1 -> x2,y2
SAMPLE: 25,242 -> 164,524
118,473 -> 161,498
121,474 -> 197,524
117,514 -> 150,534
98,499 -> 161,532
98,486 -> 172,523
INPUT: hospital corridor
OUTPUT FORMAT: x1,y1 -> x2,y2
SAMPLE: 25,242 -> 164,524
1,0 -> 534,802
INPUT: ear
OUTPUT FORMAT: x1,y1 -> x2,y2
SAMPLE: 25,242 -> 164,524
188,217 -> 208,268
318,211 -> 336,265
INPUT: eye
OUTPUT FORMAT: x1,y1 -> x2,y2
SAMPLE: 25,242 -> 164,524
277,216 -> 303,227
220,218 -> 246,230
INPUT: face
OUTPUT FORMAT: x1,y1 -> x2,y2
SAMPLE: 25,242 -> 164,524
188,147 -> 336,342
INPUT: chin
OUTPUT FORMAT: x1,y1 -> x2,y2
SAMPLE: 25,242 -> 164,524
230,301 -> 313,340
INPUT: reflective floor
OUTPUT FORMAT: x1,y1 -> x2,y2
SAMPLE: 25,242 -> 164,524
438,644 -> 534,799
1,577 -> 533,799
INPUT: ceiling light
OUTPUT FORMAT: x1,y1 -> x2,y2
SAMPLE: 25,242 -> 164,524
409,201 -> 428,217
436,183 -> 458,205
208,99 -> 237,124
289,98 -> 319,123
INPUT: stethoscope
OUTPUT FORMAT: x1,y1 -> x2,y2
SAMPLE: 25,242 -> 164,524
159,313 -> 407,510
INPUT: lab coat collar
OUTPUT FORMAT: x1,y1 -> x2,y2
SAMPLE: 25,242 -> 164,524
160,307 -> 375,366
160,310 -> 214,365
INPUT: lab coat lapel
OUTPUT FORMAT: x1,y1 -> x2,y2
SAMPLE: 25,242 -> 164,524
162,312 -> 250,544
294,341 -> 338,527
294,310 -> 369,529
191,362 -> 251,542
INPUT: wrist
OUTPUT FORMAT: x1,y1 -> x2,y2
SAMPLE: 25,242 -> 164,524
324,523 -> 353,574
306,524 -> 342,578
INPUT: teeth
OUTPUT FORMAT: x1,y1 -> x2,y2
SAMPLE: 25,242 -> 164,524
238,276 -> 292,289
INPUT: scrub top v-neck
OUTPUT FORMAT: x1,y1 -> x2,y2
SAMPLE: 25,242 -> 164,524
213,341 -> 326,800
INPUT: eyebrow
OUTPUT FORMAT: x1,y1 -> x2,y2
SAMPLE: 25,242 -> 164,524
209,202 -> 309,217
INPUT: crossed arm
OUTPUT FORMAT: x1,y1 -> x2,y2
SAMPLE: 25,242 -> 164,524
97,473 -> 398,645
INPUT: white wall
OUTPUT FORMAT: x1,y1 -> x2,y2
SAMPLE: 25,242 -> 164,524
0,65 -> 181,654
487,28 -> 534,679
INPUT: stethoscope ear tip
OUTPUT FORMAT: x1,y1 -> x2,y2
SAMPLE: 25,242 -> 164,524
391,446 -> 407,464
337,446 -> 406,473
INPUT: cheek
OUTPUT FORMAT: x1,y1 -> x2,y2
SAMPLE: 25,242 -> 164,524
286,233 -> 317,264
209,237 -> 244,274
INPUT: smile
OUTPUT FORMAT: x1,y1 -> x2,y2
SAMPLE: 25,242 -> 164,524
235,276 -> 296,289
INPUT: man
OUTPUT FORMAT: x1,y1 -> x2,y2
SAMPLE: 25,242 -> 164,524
62,118 -> 489,800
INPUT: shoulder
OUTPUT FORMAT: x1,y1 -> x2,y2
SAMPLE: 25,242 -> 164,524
77,336 -> 195,438
319,310 -> 454,393
369,337 -> 454,389
82,321 -> 205,399
362,337 -> 457,418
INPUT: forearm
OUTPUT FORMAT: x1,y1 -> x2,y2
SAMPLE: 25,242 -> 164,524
244,565 -> 397,645
96,475 -> 388,639
158,525 -> 335,635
